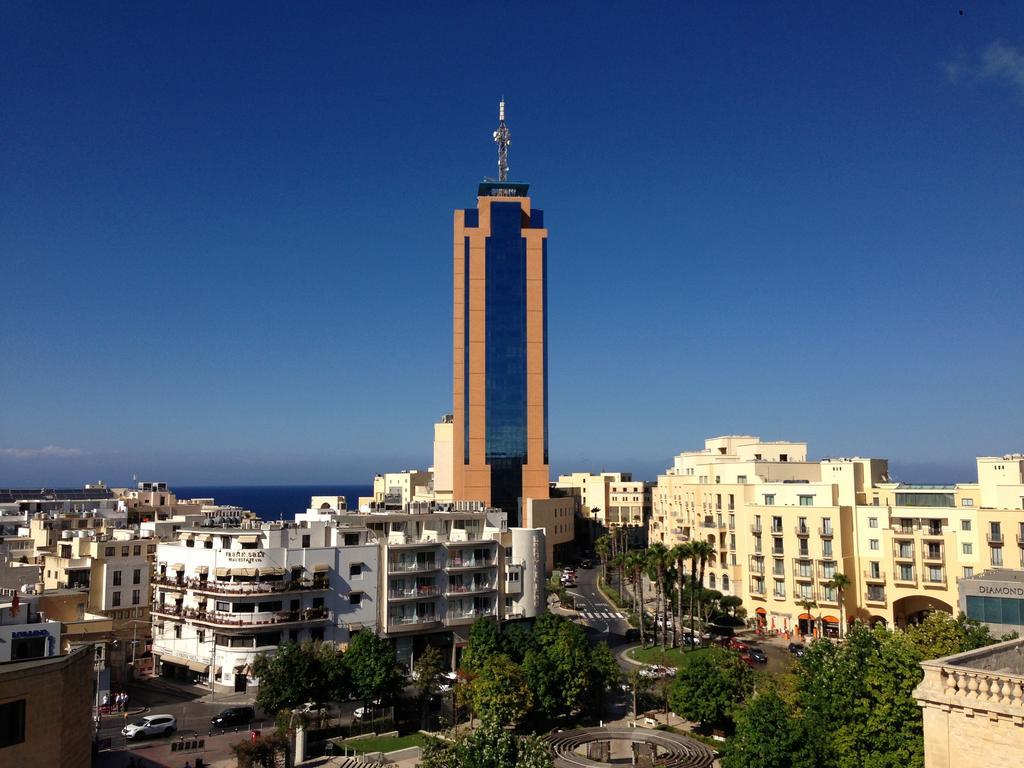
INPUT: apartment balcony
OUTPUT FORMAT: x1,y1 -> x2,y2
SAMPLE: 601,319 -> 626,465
445,582 -> 496,596
921,549 -> 945,563
748,582 -> 766,595
794,571 -> 815,583
701,517 -> 718,529
795,526 -> 810,538
770,526 -> 785,537
154,577 -> 329,595
819,527 -> 834,538
152,603 -> 331,627
923,575 -> 947,588
772,592 -> 787,601
387,615 -> 442,633
388,585 -> 442,601
388,536 -> 445,549
749,562 -> 765,576
1016,533 -> 1024,546
892,573 -> 917,587
444,608 -> 494,627
987,533 -> 1005,546
864,591 -> 887,606
389,560 -> 442,573
893,549 -> 915,562
750,523 -> 763,534
863,570 -> 886,584
446,557 -> 495,571
816,592 -> 839,606
444,534 -> 494,547
922,528 -> 944,539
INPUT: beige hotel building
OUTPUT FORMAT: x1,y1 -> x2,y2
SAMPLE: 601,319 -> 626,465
649,436 -> 1024,635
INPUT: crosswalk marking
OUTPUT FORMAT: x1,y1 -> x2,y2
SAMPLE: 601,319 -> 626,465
578,608 -> 624,620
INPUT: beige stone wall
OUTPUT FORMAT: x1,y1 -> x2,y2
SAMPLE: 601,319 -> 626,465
0,645 -> 93,768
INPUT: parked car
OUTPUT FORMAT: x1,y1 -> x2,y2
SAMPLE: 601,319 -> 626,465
740,654 -> 757,667
682,632 -> 702,647
727,638 -> 749,652
748,647 -> 768,663
788,642 -> 806,657
122,714 -> 177,740
623,628 -> 641,642
211,706 -> 255,728
580,559 -> 593,569
353,699 -> 383,720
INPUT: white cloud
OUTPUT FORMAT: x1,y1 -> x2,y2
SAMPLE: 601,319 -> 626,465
0,445 -> 87,459
945,40 -> 1024,95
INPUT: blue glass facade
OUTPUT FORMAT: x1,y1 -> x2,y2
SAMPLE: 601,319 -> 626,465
485,202 -> 529,516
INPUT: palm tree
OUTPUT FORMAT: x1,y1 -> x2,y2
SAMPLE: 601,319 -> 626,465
799,597 -> 818,639
671,542 -> 693,648
611,552 -> 626,602
825,572 -> 851,639
689,540 -> 715,637
625,550 -> 647,645
595,534 -> 611,582
646,543 -> 669,649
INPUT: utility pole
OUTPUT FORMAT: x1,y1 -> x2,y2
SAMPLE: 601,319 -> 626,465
492,98 -> 510,181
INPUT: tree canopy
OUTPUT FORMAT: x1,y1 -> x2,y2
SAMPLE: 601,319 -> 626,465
420,720 -> 553,768
667,647 -> 753,728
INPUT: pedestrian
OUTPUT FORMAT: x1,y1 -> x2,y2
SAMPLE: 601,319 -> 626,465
121,691 -> 129,710
184,761 -> 192,768
102,692 -> 109,710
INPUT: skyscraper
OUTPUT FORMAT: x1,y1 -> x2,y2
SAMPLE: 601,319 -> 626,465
452,101 -> 549,524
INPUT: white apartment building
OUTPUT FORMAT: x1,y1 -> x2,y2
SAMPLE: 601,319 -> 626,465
151,516 -> 379,693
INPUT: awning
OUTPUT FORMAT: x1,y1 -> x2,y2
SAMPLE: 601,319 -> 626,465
798,613 -> 814,620
755,607 -> 767,615
235,568 -> 258,577
196,534 -> 213,542
259,567 -> 285,576
237,535 -> 260,544
347,623 -> 365,632
159,653 -> 199,670
312,563 -> 329,573
215,567 -> 232,577
177,532 -> 194,541
195,565 -> 209,575
187,659 -> 209,674
822,615 -> 840,624
170,563 -> 185,572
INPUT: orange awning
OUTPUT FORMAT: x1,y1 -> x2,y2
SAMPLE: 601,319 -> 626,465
798,612 -> 814,620
755,607 -> 767,615
822,615 -> 839,623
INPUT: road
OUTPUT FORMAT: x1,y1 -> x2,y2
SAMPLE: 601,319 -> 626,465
565,565 -> 632,641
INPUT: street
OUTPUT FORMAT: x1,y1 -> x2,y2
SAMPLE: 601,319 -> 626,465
566,564 -> 632,641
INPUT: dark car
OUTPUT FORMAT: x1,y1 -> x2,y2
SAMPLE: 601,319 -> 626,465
623,628 -> 641,642
580,559 -> 593,569
748,647 -> 768,663
788,642 -> 805,657
211,706 -> 255,728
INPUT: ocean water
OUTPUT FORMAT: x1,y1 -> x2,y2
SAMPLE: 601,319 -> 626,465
173,485 -> 372,520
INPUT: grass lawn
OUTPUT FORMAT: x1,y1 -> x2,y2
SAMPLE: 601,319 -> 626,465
627,645 -> 713,668
335,733 -> 429,754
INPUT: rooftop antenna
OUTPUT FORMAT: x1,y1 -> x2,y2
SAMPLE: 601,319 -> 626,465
492,97 -> 510,181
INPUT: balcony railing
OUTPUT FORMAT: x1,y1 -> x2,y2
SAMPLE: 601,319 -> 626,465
389,560 -> 440,573
921,548 -> 944,562
388,585 -> 441,600
154,576 -> 328,595
446,557 -> 494,570
445,582 -> 495,595
864,590 -> 887,605
893,573 -> 916,586
750,523 -> 763,534
749,582 -> 765,595
388,614 -> 439,628
819,526 -> 834,538
152,603 -> 330,626
987,533 -> 1005,546
863,570 -> 886,583
795,526 -> 810,537
770,525 -> 784,536
893,549 -> 915,561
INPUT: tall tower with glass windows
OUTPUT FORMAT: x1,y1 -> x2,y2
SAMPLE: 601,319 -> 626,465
452,101 -> 549,525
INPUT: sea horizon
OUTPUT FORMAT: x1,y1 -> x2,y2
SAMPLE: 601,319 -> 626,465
173,484 -> 373,520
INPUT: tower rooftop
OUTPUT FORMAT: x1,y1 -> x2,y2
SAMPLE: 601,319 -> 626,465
478,181 -> 529,197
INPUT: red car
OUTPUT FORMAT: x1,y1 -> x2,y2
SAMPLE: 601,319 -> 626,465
728,638 -> 749,652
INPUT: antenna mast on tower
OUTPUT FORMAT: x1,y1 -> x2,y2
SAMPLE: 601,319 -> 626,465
493,98 -> 511,181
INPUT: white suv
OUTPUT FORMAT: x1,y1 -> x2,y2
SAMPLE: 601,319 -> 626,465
122,714 -> 177,739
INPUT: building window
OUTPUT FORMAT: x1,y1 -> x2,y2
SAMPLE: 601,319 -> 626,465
764,494 -> 775,506
133,568 -> 141,584
105,546 -> 115,557
869,561 -> 880,578
349,593 -> 362,606
112,570 -> 122,586
868,517 -> 878,528
302,535 -> 311,549
112,591 -> 121,606
722,575 -> 730,591
132,589 -> 140,605
963,567 -> 974,578
737,475 -> 747,484
961,498 -> 974,507
174,625 -> 182,639
133,545 -> 141,556
197,630 -> 205,643
822,539 -> 833,557
962,520 -> 972,531
991,547 -> 1003,566
962,543 -> 973,555
899,564 -> 914,581
869,539 -> 879,551
122,546 -> 129,557
773,580 -> 785,598
709,573 -> 716,589
349,564 -> 362,578
928,566 -> 943,583
798,495 -> 814,506
0,699 -> 26,748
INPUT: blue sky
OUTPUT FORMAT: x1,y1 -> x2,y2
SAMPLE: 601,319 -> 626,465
2,3 -> 1022,486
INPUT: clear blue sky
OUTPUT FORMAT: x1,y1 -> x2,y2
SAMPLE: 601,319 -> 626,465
2,3 -> 1022,486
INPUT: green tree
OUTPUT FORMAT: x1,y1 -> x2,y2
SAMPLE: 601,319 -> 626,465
413,645 -> 444,727
317,642 -> 349,703
344,631 -> 402,706
251,641 -> 324,715
824,572 -> 851,639
625,550 -> 647,642
688,540 -> 714,638
626,666 -> 652,721
460,617 -> 501,672
671,542 -> 693,647
723,687 -> 805,768
668,647 -> 753,729
465,653 -> 533,727
595,533 -> 611,580
420,720 -> 553,768
230,729 -> 288,768
588,641 -> 622,716
500,620 -> 535,663
905,611 -> 999,659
